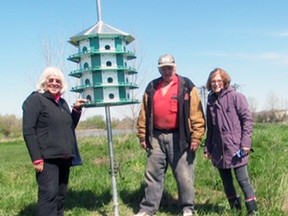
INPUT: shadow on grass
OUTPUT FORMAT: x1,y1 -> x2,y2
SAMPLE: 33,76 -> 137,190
195,203 -> 226,215
66,189 -> 111,211
120,183 -> 226,215
17,203 -> 37,216
17,189 -> 111,216
17,186 -> 225,216
119,183 -> 146,214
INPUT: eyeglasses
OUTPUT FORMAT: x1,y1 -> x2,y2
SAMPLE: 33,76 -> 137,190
211,79 -> 223,84
47,78 -> 61,84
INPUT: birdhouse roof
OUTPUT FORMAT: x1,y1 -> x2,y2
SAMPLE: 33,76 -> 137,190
69,21 -> 135,46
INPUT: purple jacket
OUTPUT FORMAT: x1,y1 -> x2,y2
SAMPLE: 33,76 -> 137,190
204,86 -> 253,169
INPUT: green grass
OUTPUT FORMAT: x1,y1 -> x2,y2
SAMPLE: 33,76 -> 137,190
0,124 -> 287,215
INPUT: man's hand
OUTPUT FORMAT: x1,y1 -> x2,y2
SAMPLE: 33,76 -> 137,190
140,141 -> 147,150
190,141 -> 200,151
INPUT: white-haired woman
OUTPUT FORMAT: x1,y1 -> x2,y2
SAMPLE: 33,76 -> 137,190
22,67 -> 87,216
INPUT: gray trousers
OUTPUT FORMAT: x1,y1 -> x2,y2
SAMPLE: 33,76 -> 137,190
218,165 -> 256,200
139,130 -> 196,214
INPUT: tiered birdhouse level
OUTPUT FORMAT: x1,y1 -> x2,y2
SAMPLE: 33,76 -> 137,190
68,21 -> 138,107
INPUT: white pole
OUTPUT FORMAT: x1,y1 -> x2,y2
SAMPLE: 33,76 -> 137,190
96,0 -> 102,22
105,105 -> 119,216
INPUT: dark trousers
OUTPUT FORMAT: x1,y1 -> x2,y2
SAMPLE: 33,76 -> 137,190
218,165 -> 256,200
36,159 -> 71,216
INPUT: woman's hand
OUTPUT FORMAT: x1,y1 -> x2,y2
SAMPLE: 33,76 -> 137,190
204,152 -> 211,159
34,163 -> 44,173
242,147 -> 251,155
74,98 -> 89,111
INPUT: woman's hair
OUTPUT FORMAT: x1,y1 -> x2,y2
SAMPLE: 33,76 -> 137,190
206,68 -> 231,91
36,67 -> 68,94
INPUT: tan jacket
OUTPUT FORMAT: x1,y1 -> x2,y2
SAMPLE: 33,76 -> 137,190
137,75 -> 206,152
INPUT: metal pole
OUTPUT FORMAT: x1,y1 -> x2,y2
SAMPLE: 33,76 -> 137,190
96,0 -> 102,22
105,105 -> 119,216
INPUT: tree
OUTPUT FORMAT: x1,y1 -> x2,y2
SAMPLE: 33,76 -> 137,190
0,114 -> 21,137
77,115 -> 106,129
113,37 -> 146,130
247,96 -> 258,113
198,85 -> 208,114
40,35 -> 84,109
41,36 -> 68,70
265,91 -> 279,111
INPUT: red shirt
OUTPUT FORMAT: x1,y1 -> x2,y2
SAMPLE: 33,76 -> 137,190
153,75 -> 179,130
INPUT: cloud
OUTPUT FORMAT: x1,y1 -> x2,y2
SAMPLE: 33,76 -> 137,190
270,31 -> 288,37
197,52 -> 288,65
258,52 -> 288,64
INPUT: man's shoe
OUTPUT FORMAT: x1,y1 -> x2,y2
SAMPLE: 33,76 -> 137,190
134,211 -> 154,216
182,209 -> 194,216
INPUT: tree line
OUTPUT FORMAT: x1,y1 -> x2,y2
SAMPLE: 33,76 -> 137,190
0,109 -> 287,139
0,114 -> 135,139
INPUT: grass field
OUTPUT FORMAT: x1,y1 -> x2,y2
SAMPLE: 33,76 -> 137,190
0,123 -> 287,216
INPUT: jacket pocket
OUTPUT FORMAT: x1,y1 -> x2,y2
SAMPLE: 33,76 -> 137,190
170,97 -> 178,112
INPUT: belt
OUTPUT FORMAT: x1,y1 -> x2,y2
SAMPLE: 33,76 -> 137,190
154,128 -> 179,134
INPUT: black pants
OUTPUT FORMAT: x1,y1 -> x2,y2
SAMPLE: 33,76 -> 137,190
218,165 -> 256,200
36,159 -> 71,216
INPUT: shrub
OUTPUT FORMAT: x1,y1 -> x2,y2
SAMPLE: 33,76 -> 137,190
0,114 -> 22,138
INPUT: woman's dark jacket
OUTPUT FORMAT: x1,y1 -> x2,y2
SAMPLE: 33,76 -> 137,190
204,86 -> 253,169
22,91 -> 81,162
137,75 -> 206,153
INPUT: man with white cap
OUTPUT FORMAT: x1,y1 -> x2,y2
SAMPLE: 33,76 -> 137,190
135,54 -> 206,216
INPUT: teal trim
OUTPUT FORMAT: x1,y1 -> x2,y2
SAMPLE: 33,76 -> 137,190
118,87 -> 126,99
68,30 -> 138,107
115,38 -> 123,52
83,99 -> 139,108
69,33 -> 134,47
124,51 -> 136,60
91,55 -> 101,68
94,88 -> 104,101
69,71 -> 82,78
117,70 -> 125,82
116,54 -> 124,67
67,55 -> 80,63
79,83 -> 136,89
70,87 -> 83,93
90,37 -> 99,50
67,48 -> 136,63
93,71 -> 102,84
69,66 -> 137,78
70,84 -> 138,94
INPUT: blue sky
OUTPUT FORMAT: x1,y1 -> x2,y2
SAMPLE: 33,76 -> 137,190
1,0 -> 287,119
